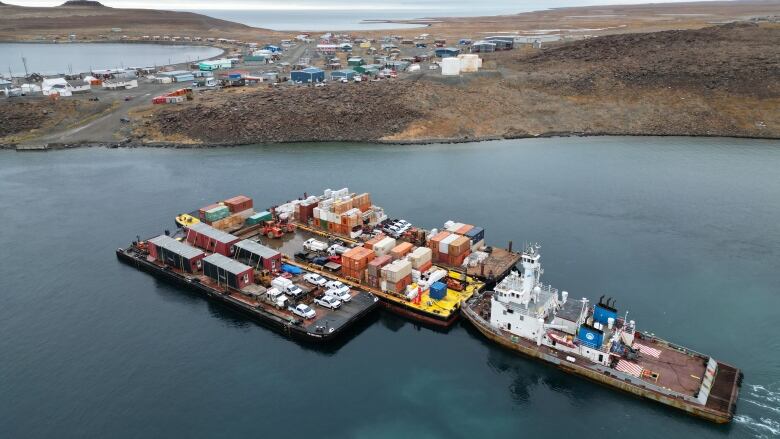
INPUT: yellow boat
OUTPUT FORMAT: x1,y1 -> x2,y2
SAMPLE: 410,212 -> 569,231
175,213 -> 200,228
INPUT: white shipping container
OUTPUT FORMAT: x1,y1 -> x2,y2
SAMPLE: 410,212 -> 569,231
374,237 -> 397,256
439,234 -> 458,254
441,57 -> 461,76
382,259 -> 412,282
271,277 -> 293,290
313,207 -> 321,219
445,222 -> 464,233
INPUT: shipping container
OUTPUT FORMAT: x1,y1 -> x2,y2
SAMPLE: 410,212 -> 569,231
203,253 -> 254,290
384,274 -> 412,294
439,234 -> 458,254
199,203 -> 221,219
390,242 -> 414,260
367,254 -> 393,276
429,281 -> 447,300
373,237 -> 397,257
246,210 -> 273,226
364,233 -> 386,250
148,235 -> 205,273
224,195 -> 253,213
233,239 -> 282,272
449,236 -> 471,257
409,246 -> 432,269
204,205 -> 230,222
342,246 -> 375,271
455,224 -> 474,235
464,226 -> 485,244
185,222 -> 240,256
381,259 -> 412,282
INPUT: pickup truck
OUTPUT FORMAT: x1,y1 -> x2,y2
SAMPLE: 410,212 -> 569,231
303,238 -> 328,252
289,303 -> 316,319
326,287 -> 351,303
314,295 -> 342,310
304,273 -> 327,287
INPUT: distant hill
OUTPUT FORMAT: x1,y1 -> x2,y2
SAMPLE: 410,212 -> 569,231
60,1 -> 105,6
0,3 -> 281,40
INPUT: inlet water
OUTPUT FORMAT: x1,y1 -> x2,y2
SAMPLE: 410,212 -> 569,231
1,136 -> 778,438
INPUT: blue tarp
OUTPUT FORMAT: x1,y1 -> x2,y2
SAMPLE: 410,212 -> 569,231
281,264 -> 303,275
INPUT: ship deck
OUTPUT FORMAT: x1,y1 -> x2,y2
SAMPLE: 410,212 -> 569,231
141,251 -> 377,335
465,247 -> 522,281
242,227 -> 483,325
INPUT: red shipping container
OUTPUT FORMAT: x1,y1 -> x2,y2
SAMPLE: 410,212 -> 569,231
456,224 -> 474,235
368,255 -> 392,276
417,260 -> 433,273
224,195 -> 253,213
364,234 -> 386,250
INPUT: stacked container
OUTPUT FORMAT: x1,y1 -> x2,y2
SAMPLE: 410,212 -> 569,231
341,246 -> 375,282
224,195 -> 253,213
296,199 -> 319,223
203,205 -> 230,223
381,259 -> 412,294
353,193 -> 372,212
409,247 -> 433,272
428,231 -> 451,263
373,237 -> 397,257
367,255 -> 392,288
364,234 -> 386,250
390,242 -> 414,260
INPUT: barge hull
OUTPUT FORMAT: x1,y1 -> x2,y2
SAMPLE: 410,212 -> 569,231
463,304 -> 739,424
116,248 -> 376,342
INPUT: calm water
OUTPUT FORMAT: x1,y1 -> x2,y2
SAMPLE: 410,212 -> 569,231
188,0 -> 690,30
1,137 -> 779,438
0,43 -> 223,76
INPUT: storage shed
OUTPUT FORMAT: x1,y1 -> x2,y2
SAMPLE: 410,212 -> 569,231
435,47 -> 460,58
148,235 -> 205,273
234,239 -> 282,272
347,57 -> 365,66
290,67 -> 325,83
471,41 -> 496,53
440,57 -> 461,76
185,222 -> 240,256
203,253 -> 254,290
330,69 -> 355,81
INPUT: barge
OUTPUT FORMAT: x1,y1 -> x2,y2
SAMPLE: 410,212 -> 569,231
116,231 -> 379,343
462,244 -> 742,423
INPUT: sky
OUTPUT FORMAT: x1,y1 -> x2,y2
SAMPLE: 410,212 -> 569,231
6,0 -> 709,11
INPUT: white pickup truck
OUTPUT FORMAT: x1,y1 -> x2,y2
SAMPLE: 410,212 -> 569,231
272,276 -> 305,299
303,238 -> 328,252
314,295 -> 342,310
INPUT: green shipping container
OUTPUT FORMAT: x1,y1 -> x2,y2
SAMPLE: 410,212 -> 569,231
204,206 -> 230,222
246,210 -> 273,225
321,219 -> 329,230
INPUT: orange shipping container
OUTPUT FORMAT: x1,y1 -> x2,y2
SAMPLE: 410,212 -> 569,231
449,236 -> 471,257
390,242 -> 414,259
456,224 -> 474,235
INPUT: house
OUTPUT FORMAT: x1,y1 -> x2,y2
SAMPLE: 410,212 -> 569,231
347,57 -> 365,66
484,36 -> 514,50
290,67 -> 325,83
42,78 -> 71,96
66,80 -> 91,93
102,79 -> 138,90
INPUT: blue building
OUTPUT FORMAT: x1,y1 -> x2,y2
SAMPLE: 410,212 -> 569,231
435,47 -> 461,58
290,67 -> 325,83
330,69 -> 355,81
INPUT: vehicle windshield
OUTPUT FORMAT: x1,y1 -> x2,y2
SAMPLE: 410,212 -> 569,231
299,305 -> 311,312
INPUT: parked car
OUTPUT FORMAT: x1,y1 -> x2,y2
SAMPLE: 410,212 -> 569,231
327,287 -> 351,303
325,280 -> 346,290
289,303 -> 316,319
314,295 -> 342,310
304,273 -> 327,287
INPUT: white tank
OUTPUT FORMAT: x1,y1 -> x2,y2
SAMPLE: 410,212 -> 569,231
441,57 -> 461,76
561,291 -> 568,303
607,317 -> 615,329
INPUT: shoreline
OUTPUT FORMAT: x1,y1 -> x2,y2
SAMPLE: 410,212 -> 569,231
5,132 -> 779,152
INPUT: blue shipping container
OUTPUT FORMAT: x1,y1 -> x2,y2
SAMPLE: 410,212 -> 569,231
430,281 -> 447,300
290,67 -> 325,83
464,226 -> 484,244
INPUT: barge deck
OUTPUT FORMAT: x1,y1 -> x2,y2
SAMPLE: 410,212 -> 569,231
116,244 -> 379,342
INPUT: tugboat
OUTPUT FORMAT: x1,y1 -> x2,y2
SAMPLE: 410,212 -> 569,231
463,244 -> 742,423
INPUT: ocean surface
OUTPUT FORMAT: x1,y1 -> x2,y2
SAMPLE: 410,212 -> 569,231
0,43 -> 223,76
1,136 -> 779,438
184,0 -> 682,31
